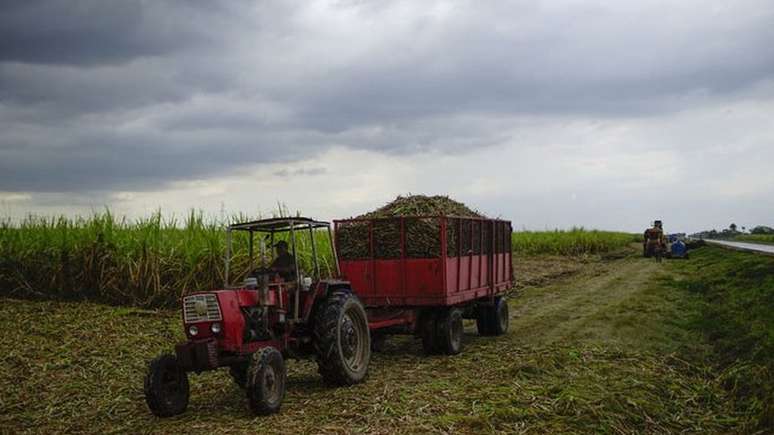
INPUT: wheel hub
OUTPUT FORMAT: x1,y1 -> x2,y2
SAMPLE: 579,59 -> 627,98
341,316 -> 358,360
162,368 -> 181,396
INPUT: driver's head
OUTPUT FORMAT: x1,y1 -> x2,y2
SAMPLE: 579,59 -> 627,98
274,240 -> 289,255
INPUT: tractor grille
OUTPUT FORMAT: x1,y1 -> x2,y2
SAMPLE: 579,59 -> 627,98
182,294 -> 222,323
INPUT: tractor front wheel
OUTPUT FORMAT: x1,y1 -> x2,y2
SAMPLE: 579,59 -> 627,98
144,353 -> 190,417
246,347 -> 286,415
314,291 -> 371,386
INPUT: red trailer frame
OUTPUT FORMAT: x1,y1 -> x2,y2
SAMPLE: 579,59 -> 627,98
334,216 -> 513,308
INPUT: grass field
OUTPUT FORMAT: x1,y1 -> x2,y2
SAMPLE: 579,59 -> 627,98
665,246 -> 774,430
512,228 -> 639,256
0,248 -> 750,434
0,211 -> 334,308
1,213 -> 636,309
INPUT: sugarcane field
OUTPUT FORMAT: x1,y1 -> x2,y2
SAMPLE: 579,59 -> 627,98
3,3 -> 774,435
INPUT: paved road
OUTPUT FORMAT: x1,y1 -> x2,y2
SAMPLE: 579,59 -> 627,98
703,239 -> 774,256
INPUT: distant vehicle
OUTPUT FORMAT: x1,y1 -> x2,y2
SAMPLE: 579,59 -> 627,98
666,239 -> 689,259
643,220 -> 666,261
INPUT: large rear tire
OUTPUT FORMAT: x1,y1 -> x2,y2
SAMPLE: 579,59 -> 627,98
246,347 -> 286,415
144,353 -> 189,417
314,291 -> 371,385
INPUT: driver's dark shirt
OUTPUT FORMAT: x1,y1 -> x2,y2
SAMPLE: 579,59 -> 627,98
271,253 -> 296,280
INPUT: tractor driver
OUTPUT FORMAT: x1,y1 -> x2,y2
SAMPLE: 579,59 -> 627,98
270,240 -> 296,281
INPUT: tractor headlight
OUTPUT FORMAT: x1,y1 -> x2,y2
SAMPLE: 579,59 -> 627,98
188,325 -> 199,336
211,322 -> 222,334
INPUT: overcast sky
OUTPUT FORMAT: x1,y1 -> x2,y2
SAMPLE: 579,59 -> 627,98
1,0 -> 773,233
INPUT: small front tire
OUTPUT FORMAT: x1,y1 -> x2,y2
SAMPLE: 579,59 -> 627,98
144,353 -> 190,418
246,347 -> 286,415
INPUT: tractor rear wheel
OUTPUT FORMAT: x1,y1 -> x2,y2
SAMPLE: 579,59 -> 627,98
436,308 -> 464,355
144,353 -> 189,417
314,291 -> 371,386
246,347 -> 286,415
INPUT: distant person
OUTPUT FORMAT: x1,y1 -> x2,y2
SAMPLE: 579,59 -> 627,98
270,240 -> 296,280
644,220 -> 666,261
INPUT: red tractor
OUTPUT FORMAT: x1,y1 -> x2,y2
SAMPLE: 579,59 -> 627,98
144,217 -> 371,416
145,215 -> 513,416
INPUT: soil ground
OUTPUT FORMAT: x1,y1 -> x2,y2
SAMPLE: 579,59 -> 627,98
0,246 -> 748,434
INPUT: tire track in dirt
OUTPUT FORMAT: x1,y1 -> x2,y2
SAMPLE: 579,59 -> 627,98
508,255 -> 670,348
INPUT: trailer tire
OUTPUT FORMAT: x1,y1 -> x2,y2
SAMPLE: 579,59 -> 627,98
144,353 -> 189,417
436,308 -> 464,355
491,297 -> 509,335
477,297 -> 509,336
314,291 -> 371,386
246,347 -> 286,415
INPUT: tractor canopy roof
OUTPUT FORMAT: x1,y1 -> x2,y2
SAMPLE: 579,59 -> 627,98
228,217 -> 330,233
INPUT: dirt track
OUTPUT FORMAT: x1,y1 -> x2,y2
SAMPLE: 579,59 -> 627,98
511,256 -> 683,350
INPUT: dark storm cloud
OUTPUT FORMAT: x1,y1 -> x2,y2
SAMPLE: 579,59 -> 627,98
2,0 -> 774,193
0,1 -> 224,66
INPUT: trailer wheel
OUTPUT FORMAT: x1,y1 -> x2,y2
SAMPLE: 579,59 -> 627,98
477,297 -> 509,336
229,362 -> 249,389
144,353 -> 189,417
314,291 -> 371,386
246,347 -> 286,415
436,308 -> 464,355
492,297 -> 509,335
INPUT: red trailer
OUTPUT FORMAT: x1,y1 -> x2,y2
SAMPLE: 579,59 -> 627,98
335,216 -> 513,354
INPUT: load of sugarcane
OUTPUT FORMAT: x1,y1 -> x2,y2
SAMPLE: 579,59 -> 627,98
337,195 -> 484,259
